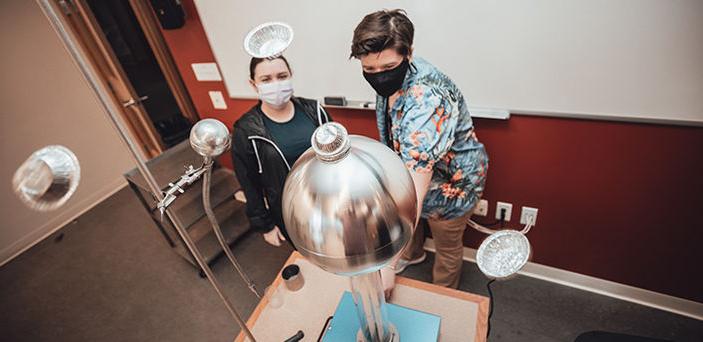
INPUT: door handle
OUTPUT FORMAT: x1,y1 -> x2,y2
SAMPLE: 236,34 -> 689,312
122,95 -> 149,108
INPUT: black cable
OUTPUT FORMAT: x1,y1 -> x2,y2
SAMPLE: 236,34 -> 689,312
473,208 -> 507,228
471,218 -> 502,227
486,279 -> 496,339
284,330 -> 304,342
499,208 -> 506,228
317,316 -> 333,342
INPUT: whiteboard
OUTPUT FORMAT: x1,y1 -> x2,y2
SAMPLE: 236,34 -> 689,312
194,0 -> 703,124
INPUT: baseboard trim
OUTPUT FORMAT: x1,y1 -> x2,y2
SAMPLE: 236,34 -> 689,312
0,178 -> 127,267
424,238 -> 703,321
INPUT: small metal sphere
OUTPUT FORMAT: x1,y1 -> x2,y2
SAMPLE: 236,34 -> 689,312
189,119 -> 231,158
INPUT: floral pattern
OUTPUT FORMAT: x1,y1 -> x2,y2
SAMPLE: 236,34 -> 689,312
376,57 -> 489,220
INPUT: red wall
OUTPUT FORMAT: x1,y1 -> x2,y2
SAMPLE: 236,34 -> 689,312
160,0 -> 703,303
158,1 -> 251,169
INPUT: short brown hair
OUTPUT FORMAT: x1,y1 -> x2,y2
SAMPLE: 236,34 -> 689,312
350,9 -> 414,59
249,55 -> 291,80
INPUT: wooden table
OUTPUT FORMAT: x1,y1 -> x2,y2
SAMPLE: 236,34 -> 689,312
235,252 -> 489,342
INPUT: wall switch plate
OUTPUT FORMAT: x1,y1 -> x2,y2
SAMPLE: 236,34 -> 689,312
208,91 -> 228,110
192,62 -> 222,81
496,201 -> 512,221
474,199 -> 488,216
520,206 -> 538,225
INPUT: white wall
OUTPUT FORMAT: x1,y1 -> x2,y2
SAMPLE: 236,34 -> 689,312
195,0 -> 703,124
0,0 -> 135,265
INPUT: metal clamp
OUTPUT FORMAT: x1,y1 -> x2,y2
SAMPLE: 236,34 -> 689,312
157,163 -> 208,220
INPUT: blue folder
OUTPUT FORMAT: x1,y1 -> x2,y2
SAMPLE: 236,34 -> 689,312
322,291 -> 441,341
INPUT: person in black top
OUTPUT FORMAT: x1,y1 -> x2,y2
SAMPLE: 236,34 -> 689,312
231,56 -> 331,248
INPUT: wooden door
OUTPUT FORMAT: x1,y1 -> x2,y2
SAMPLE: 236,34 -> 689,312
57,0 -> 164,158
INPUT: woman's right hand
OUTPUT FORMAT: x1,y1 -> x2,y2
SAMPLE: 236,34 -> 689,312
263,226 -> 286,247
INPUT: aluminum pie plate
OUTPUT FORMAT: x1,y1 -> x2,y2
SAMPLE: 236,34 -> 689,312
244,22 -> 293,58
476,229 -> 531,279
12,145 -> 81,211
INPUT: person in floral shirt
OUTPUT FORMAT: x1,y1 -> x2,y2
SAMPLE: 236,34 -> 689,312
351,9 -> 489,292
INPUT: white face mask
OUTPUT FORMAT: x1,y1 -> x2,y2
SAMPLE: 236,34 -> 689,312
256,79 -> 293,108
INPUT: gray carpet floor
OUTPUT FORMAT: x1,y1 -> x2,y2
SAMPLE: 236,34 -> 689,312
1,187 -> 701,341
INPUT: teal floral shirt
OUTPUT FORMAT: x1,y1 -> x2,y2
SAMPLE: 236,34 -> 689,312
375,57 -> 489,220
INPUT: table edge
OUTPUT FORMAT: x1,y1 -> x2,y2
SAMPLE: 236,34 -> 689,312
235,251 -> 489,342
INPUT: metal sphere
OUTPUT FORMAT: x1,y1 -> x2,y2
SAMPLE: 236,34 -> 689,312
189,118 -> 231,158
282,123 -> 417,276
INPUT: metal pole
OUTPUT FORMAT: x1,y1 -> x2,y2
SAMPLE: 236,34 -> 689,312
202,159 -> 261,299
349,271 -> 398,342
37,1 -> 256,340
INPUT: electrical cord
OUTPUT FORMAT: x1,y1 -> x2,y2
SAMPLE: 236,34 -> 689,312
499,207 -> 507,228
467,207 -> 534,236
317,316 -> 333,342
471,208 -> 507,228
471,218 -> 501,227
467,206 -> 535,340
486,279 -> 496,338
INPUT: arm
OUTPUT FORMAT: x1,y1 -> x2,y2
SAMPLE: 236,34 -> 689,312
399,85 -> 458,219
382,86 -> 458,297
383,169 -> 431,284
408,169 -> 432,225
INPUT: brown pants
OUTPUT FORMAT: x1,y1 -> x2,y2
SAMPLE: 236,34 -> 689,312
402,212 -> 471,288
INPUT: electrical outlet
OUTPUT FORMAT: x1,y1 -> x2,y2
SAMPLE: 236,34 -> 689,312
474,199 -> 488,216
495,201 -> 512,221
520,206 -> 538,225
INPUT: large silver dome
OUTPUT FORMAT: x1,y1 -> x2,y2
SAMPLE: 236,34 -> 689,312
282,123 -> 417,276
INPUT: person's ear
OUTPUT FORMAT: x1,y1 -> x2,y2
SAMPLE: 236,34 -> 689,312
249,79 -> 258,93
407,47 -> 414,63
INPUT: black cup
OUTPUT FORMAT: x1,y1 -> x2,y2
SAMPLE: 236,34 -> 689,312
282,264 -> 304,292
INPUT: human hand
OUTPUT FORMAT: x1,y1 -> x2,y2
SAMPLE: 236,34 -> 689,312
380,265 -> 396,300
263,226 -> 286,247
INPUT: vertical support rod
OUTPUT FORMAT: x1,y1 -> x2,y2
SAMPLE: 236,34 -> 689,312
37,1 -> 256,340
202,159 -> 261,299
349,271 -> 396,342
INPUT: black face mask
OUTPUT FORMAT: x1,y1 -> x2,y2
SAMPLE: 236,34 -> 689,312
363,59 -> 410,98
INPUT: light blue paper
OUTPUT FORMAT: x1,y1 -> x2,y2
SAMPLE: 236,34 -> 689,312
322,291 -> 441,341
